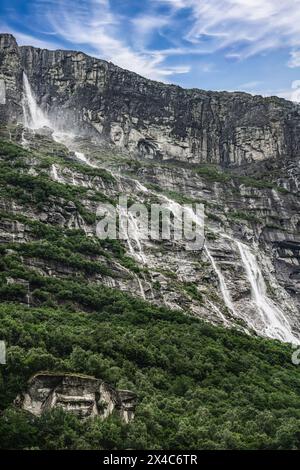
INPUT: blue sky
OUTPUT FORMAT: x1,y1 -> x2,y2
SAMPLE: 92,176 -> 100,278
2,0 -> 300,99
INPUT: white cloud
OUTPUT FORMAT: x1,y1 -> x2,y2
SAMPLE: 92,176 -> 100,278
0,22 -> 60,50
160,0 -> 300,58
238,80 -> 262,91
39,0 -> 190,81
288,50 -> 300,68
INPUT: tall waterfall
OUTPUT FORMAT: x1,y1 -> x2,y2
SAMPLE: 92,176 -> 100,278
237,241 -> 299,344
22,72 -> 50,129
22,72 -> 94,165
20,73 -> 299,343
204,246 -> 236,316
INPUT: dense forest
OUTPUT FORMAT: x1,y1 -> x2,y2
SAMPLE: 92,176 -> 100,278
1,299 -> 300,449
0,139 -> 300,450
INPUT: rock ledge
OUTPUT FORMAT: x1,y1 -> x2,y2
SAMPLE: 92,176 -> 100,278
15,372 -> 137,423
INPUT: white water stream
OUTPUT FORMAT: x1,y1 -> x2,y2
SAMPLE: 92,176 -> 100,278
21,72 -> 300,342
22,72 -> 50,129
204,245 -> 236,316
237,241 -> 299,344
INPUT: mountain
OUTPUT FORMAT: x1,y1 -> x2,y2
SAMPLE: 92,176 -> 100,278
0,33 -> 300,450
2,33 -> 300,166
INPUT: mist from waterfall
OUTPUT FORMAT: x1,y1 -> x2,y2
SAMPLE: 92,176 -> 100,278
22,72 -> 97,169
22,72 -> 50,129
20,72 -> 300,344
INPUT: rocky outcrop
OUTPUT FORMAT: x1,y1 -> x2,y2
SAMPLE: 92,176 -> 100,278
0,33 -> 299,344
15,373 -> 137,423
0,34 -> 23,124
2,33 -> 300,166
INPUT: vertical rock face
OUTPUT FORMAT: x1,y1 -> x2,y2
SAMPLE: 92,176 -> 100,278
15,373 -> 137,422
1,33 -> 300,166
0,33 -> 299,343
0,34 -> 23,123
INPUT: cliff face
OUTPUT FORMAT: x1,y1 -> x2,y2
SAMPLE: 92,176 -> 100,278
1,33 -> 300,166
0,33 -> 299,345
15,373 -> 137,422
0,34 -> 23,123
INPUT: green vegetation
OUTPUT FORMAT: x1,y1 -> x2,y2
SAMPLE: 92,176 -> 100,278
194,165 -> 231,183
0,298 -> 300,449
192,163 -> 290,194
1,136 -> 300,450
228,210 -> 260,223
0,140 -> 114,210
183,282 -> 203,302
0,211 -> 141,277
163,190 -> 204,205
57,161 -> 115,183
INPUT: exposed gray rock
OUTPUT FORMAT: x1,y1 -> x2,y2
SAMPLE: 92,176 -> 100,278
15,372 -> 137,423
0,34 -> 23,123
0,33 -> 299,343
2,33 -> 300,167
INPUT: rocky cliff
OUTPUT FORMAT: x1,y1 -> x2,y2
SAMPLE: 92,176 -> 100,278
2,33 -> 300,166
15,373 -> 137,422
0,33 -> 299,346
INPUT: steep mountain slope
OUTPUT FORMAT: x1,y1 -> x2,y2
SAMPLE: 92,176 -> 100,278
1,33 -> 300,341
2,33 -> 300,166
0,34 -> 300,450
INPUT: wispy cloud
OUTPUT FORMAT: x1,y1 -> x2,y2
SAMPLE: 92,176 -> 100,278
238,80 -> 262,91
288,50 -> 300,68
2,0 -> 300,93
0,22 -> 60,50
34,0 -> 191,80
159,0 -> 300,58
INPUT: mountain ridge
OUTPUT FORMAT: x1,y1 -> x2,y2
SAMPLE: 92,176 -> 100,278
1,31 -> 300,450
2,33 -> 300,167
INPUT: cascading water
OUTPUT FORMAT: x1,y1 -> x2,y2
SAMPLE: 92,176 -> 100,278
20,72 -> 299,343
22,72 -> 50,129
74,151 -> 91,165
206,299 -> 229,325
127,212 -> 147,265
237,241 -> 299,344
22,73 -> 92,166
118,205 -> 146,299
51,164 -> 62,183
204,245 -> 236,316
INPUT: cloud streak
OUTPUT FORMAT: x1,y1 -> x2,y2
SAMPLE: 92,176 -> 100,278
34,0 -> 191,80
160,0 -> 300,59
2,0 -> 300,93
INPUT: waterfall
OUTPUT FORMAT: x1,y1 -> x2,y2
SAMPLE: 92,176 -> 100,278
22,73 -> 95,171
118,206 -> 146,298
135,181 -> 149,194
207,299 -> 229,325
204,245 -> 236,316
118,204 -> 146,266
75,151 -> 89,164
237,241 -> 299,344
74,151 -> 97,168
128,212 -> 147,265
22,72 -> 50,129
51,164 -> 62,183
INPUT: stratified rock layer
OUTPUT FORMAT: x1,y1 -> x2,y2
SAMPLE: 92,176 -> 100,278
0,33 -> 299,342
1,33 -> 300,166
15,373 -> 137,422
